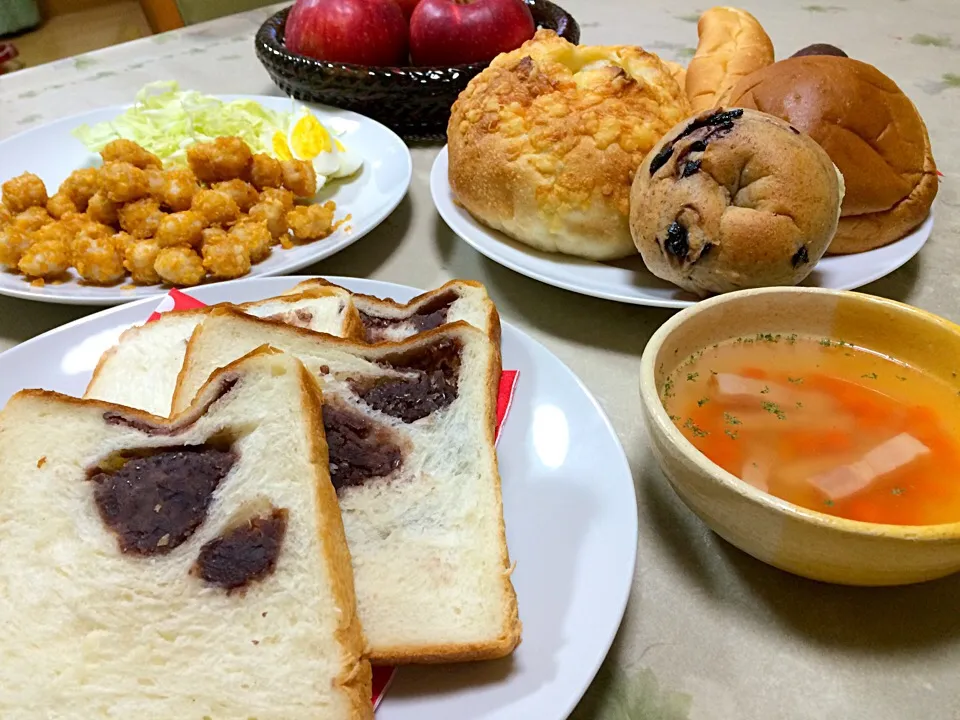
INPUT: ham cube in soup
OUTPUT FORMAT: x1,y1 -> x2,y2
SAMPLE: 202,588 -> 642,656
808,433 -> 930,502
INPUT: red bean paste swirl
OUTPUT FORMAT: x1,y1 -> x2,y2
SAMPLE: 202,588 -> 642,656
193,508 -> 289,592
323,402 -> 403,492
89,446 -> 236,556
359,290 -> 457,343
352,338 -> 462,423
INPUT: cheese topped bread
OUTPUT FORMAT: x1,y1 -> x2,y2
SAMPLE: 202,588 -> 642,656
0,349 -> 371,719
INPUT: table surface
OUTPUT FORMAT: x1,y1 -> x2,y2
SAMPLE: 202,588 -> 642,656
2,2 -> 959,718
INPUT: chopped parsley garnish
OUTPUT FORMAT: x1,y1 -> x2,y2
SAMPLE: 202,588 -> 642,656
687,372 -> 699,382
786,334 -> 798,344
724,412 -> 742,425
663,378 -> 674,398
787,377 -> 804,384
896,375 -> 907,382
760,385 -> 771,394
697,397 -> 710,407
891,487 -> 904,496
824,499 -> 834,507
683,418 -> 708,437
796,401 -> 803,408
862,372 -> 878,380
761,401 -> 786,420
725,429 -> 739,440
669,415 -> 681,422
819,338 -> 832,347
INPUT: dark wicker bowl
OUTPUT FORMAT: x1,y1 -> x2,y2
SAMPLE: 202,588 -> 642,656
255,1 -> 579,142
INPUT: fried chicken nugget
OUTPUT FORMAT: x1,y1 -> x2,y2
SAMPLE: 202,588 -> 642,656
201,226 -> 228,247
202,236 -> 251,279
259,187 -> 295,211
155,210 -> 205,248
154,246 -> 205,286
99,162 -> 149,203
286,202 -> 335,243
46,193 -> 77,219
86,192 -> 120,227
124,239 -> 162,284
248,153 -> 283,190
100,139 -> 162,170
31,220 -> 74,247
144,168 -> 166,198
0,225 -> 34,270
18,239 -> 70,279
229,219 -> 272,263
187,136 -> 253,183
111,231 -> 137,257
118,197 -> 165,239
191,189 -> 240,226
213,179 -> 259,213
280,160 -> 317,198
248,200 -> 287,241
59,168 -> 100,211
73,230 -> 125,285
13,207 -> 52,233
0,206 -> 11,228
156,168 -> 199,212
2,172 -> 48,214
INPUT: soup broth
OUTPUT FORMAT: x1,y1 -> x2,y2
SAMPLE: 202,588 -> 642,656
662,333 -> 960,526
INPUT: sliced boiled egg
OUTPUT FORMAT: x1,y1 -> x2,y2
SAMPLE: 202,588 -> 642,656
331,135 -> 363,179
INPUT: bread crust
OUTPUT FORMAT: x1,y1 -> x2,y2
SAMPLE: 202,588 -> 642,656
299,364 -> 374,719
685,7 -> 775,113
727,56 -> 938,253
447,29 -> 690,261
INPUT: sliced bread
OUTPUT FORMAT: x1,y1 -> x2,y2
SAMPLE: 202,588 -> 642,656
84,285 -> 362,417
0,348 -> 371,719
286,278 -> 500,344
172,310 -> 521,665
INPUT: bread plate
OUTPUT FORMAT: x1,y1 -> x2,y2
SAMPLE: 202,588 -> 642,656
0,275 -> 638,720
0,98 -> 412,306
431,146 -> 933,308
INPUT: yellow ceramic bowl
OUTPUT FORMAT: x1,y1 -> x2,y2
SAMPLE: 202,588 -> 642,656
639,287 -> 960,586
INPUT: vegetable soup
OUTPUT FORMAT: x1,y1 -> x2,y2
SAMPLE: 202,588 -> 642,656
661,333 -> 960,526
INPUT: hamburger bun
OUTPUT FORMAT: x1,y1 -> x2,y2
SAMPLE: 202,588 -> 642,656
447,30 -> 691,261
685,7 -> 775,113
727,56 -> 938,254
630,108 -> 844,297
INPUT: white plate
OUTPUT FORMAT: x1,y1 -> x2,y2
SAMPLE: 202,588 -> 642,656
431,146 -> 934,308
0,98 -> 412,306
0,276 -> 638,720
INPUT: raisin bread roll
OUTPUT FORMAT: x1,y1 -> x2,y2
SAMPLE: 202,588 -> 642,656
630,108 -> 844,297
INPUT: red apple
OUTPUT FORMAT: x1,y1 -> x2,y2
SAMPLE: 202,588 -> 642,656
409,0 -> 535,66
285,0 -> 409,67
393,0 -> 422,20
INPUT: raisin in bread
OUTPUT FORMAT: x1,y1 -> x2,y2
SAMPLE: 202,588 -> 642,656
84,285 -> 362,417
173,310 -> 521,664
286,278 -> 500,344
0,349 -> 371,720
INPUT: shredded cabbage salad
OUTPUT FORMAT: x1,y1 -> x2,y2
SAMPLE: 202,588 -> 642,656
72,81 -> 303,166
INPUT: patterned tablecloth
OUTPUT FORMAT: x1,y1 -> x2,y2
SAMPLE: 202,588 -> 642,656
1,2 -> 959,718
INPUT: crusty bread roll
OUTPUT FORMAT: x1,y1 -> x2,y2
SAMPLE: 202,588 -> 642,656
630,108 -> 844,297
0,349 -> 372,719
727,56 -> 938,253
685,7 -> 775,112
447,29 -> 691,261
174,315 -> 521,665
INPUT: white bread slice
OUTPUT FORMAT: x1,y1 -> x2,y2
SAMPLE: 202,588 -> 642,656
0,349 -> 372,720
173,310 -> 521,665
286,278 -> 500,344
84,286 -> 363,417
